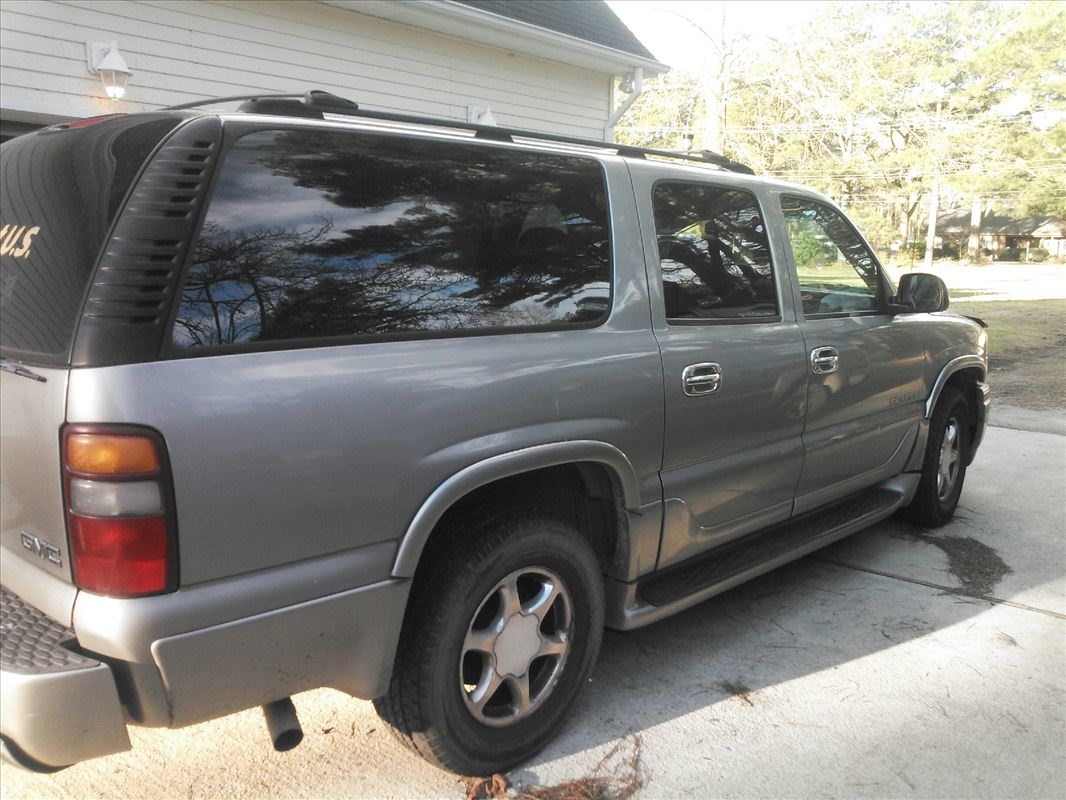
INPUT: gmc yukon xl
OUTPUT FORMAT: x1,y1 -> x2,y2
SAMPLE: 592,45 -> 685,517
0,91 -> 989,775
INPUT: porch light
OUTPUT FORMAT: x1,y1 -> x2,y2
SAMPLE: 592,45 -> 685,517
87,41 -> 131,100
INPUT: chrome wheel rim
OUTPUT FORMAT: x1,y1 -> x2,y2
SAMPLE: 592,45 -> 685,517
937,418 -> 962,500
460,567 -> 572,727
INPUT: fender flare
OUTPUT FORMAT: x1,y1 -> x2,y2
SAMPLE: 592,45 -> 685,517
391,441 -> 642,578
926,354 -> 986,418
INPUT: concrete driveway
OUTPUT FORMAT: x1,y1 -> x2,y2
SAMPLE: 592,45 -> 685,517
3,416 -> 1064,800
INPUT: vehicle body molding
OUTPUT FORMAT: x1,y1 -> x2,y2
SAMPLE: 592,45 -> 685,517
392,440 -> 642,578
926,354 -> 986,417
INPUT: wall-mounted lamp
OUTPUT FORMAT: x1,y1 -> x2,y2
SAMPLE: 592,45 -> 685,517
467,105 -> 498,126
86,41 -> 131,100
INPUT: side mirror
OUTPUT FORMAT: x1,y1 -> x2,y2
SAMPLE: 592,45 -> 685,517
895,272 -> 949,313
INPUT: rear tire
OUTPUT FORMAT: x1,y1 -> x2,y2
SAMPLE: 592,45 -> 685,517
901,386 -> 969,527
374,514 -> 604,775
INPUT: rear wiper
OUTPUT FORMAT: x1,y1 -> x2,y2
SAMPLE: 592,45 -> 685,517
0,358 -> 46,382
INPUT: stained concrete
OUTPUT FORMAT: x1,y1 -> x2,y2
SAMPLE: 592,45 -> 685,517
3,419 -> 1064,799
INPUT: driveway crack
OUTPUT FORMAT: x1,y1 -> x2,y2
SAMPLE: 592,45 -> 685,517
813,557 -> 1066,620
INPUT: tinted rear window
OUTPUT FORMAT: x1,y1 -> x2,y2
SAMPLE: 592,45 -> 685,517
0,116 -> 182,365
170,129 -> 611,350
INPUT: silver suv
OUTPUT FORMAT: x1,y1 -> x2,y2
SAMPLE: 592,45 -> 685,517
0,91 -> 989,776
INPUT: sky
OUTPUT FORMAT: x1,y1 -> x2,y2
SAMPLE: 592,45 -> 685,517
607,1 -> 1066,130
606,0 -> 827,71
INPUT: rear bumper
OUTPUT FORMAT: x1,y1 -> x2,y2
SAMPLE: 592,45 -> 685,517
0,586 -> 130,770
1,566 -> 409,770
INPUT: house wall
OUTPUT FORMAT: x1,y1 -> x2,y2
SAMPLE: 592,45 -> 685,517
0,0 -> 612,138
1039,238 -> 1066,258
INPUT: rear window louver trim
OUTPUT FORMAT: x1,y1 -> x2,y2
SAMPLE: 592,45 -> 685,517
85,142 -> 215,321
72,119 -> 222,366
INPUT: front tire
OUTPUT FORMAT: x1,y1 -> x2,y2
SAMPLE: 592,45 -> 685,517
374,515 -> 604,775
901,386 -> 970,527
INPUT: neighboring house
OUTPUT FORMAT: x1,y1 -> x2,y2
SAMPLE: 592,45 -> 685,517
934,208 -> 1066,260
0,0 -> 665,142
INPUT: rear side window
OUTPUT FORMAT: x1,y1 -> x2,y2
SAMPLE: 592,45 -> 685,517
651,182 -> 777,321
171,129 -> 611,349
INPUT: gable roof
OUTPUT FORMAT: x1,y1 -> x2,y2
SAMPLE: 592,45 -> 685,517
937,209 -> 1066,237
450,0 -> 656,61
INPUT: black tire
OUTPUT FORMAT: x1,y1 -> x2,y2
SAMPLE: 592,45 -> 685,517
900,386 -> 970,527
374,514 -> 605,775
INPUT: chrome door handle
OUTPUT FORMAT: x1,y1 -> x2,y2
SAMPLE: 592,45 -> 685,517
810,346 -> 839,375
682,362 -> 722,396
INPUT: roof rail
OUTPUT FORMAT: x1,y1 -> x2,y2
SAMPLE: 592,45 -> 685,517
162,90 -> 756,175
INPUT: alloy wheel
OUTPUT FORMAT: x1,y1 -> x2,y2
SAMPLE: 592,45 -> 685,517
460,567 -> 572,727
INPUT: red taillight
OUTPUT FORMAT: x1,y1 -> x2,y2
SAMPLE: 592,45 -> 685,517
69,516 -> 169,595
62,426 -> 177,597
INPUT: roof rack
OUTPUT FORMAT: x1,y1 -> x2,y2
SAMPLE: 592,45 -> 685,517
163,90 -> 755,175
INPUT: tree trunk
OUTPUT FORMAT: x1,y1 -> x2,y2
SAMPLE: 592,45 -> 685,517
924,178 -> 939,268
967,195 -> 982,262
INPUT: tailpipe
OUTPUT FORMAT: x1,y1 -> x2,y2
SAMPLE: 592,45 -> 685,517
262,698 -> 303,752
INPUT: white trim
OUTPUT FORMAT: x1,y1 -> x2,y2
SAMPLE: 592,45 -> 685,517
321,0 -> 668,75
605,67 -> 643,141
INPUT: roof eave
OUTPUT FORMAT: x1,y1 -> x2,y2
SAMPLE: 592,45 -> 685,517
320,0 -> 668,75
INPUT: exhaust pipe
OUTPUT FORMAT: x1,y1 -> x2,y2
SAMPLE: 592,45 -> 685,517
262,698 -> 303,752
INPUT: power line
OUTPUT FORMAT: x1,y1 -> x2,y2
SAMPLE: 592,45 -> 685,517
768,160 -> 1066,179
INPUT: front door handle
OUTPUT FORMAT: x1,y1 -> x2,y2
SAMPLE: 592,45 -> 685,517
682,362 -> 722,396
810,346 -> 840,375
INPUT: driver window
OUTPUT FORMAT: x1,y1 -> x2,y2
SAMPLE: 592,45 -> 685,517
652,182 -> 777,321
781,196 -> 882,315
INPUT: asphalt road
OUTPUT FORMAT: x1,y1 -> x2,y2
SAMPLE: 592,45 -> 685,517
3,415 -> 1064,800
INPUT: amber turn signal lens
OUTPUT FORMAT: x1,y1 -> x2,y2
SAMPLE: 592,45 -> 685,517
66,433 -> 160,475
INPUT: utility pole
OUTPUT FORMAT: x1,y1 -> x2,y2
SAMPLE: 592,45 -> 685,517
923,96 -> 943,269
667,6 -> 728,153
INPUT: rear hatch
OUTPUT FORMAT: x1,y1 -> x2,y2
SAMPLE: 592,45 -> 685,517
0,114 -> 187,622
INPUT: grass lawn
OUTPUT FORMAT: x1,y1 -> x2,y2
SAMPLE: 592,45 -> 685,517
949,298 -> 1066,410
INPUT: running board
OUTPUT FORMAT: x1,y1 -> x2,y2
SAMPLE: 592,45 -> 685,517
606,479 -> 916,631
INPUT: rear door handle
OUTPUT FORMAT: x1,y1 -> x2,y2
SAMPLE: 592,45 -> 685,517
810,346 -> 839,374
682,362 -> 722,396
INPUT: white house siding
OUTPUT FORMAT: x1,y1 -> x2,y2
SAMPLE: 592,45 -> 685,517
0,0 -> 612,138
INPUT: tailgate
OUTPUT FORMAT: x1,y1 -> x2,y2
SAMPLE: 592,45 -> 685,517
0,366 -> 75,625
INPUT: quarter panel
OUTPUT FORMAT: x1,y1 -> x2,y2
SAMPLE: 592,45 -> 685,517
66,328 -> 663,585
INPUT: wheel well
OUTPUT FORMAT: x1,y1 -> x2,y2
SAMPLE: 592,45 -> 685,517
945,367 -> 983,457
422,462 -> 627,576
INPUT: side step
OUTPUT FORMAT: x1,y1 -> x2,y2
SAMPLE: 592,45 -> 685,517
609,484 -> 911,630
